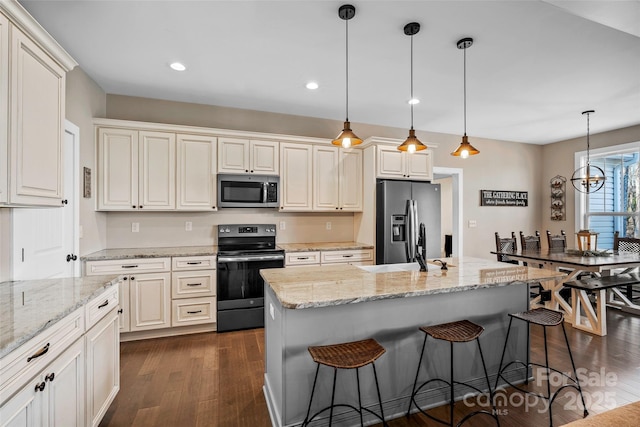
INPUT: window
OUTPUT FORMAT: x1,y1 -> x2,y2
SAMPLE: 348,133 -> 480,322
576,142 -> 640,249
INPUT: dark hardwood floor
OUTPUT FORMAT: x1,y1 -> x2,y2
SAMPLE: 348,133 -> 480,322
99,309 -> 640,427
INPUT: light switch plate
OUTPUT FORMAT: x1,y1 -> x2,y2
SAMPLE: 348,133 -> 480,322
468,220 -> 477,228
185,221 -> 192,231
279,221 -> 286,230
132,222 -> 139,232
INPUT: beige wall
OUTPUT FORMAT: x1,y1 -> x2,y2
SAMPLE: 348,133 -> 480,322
541,124 -> 640,246
65,67 -> 108,256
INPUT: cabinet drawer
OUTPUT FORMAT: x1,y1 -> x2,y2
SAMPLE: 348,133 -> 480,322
85,285 -> 120,330
85,258 -> 171,275
171,297 -> 216,327
321,249 -> 373,264
0,307 -> 84,403
285,251 -> 321,266
171,270 -> 216,299
172,255 -> 216,271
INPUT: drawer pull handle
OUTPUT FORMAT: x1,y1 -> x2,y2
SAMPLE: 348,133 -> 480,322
342,254 -> 354,258
187,262 -> 202,265
297,257 -> 309,260
27,343 -> 50,362
98,300 -> 109,309
122,265 -> 138,269
186,283 -> 202,287
45,373 -> 55,382
35,382 -> 46,392
187,310 -> 202,314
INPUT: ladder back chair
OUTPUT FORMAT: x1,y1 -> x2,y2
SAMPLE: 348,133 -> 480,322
546,230 -> 567,251
520,231 -> 544,300
495,232 -> 519,264
613,231 -> 640,301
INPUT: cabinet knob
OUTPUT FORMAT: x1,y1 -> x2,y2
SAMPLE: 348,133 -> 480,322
132,205 -> 136,209
130,277 -> 135,280
212,206 -> 216,209
245,169 -> 249,172
250,170 -> 254,173
123,276 -> 128,280
45,373 -> 55,382
61,199 -> 68,205
35,382 -> 46,392
118,308 -> 124,314
139,205 -> 143,209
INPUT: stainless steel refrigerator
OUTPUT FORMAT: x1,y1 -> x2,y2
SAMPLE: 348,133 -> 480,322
376,179 -> 441,264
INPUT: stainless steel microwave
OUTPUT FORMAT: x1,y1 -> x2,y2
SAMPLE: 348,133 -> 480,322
217,174 -> 279,208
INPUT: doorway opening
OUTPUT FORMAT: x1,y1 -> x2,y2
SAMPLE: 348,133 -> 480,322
433,167 -> 463,257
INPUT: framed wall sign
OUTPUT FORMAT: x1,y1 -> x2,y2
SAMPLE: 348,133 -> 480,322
480,190 -> 528,207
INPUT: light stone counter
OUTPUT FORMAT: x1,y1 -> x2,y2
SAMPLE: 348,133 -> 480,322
276,242 -> 373,252
80,245 -> 217,261
261,256 -> 566,309
0,275 -> 121,358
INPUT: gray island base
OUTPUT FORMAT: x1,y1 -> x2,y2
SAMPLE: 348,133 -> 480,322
260,257 -> 566,427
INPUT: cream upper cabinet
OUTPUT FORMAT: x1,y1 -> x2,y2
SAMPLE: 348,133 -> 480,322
280,142 -> 313,211
7,24 -> 66,206
377,145 -> 432,181
97,129 -> 175,210
176,134 -> 217,210
0,14 -> 8,204
313,146 -> 362,211
97,128 -> 139,210
218,137 -> 278,175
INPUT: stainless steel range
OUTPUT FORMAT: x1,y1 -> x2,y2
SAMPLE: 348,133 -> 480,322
216,224 -> 284,332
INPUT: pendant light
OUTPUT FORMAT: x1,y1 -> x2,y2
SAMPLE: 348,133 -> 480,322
398,22 -> 427,153
332,4 -> 362,148
451,37 -> 480,158
571,110 -> 605,193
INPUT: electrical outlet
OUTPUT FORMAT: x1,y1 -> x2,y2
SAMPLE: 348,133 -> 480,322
132,222 -> 139,232
185,221 -> 193,231
468,220 -> 477,228
326,221 -> 332,230
280,221 -> 286,230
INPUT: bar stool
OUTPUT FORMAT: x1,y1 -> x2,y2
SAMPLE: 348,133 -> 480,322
494,308 -> 588,427
302,338 -> 388,427
407,320 -> 499,426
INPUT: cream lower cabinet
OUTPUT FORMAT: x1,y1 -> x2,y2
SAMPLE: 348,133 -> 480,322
171,256 -> 216,327
320,249 -> 374,266
280,143 -> 313,211
285,251 -> 321,267
376,145 -> 432,181
85,309 -> 119,427
313,146 -> 362,211
128,273 -> 172,331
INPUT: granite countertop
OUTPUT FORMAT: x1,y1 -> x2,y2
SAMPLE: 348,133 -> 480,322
260,256 -> 567,309
0,275 -> 121,358
277,242 -> 374,252
81,245 -> 218,261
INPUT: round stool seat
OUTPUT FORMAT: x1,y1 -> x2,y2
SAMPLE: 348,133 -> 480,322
509,307 -> 563,326
308,338 -> 385,369
420,319 -> 484,342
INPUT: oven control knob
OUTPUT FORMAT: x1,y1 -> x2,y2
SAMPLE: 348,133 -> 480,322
219,228 -> 225,233
225,228 -> 230,233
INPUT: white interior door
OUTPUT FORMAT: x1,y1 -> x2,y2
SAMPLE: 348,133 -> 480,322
12,121 -> 79,279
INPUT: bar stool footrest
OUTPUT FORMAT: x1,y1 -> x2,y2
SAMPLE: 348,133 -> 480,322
495,360 -> 582,402
303,403 -> 387,427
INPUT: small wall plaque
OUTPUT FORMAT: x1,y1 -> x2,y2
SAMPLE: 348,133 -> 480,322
83,167 -> 92,198
480,190 -> 528,207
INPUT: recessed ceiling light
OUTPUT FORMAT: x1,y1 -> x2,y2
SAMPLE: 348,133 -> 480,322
306,82 -> 319,90
170,62 -> 186,71
408,98 -> 420,105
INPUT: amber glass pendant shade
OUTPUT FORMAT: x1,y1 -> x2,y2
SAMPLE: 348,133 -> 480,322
332,121 -> 362,148
451,135 -> 480,158
397,129 -> 427,153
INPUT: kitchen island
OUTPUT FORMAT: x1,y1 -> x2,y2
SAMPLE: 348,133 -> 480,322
260,257 -> 566,427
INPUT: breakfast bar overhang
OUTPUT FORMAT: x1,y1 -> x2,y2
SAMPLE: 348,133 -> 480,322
260,258 -> 566,427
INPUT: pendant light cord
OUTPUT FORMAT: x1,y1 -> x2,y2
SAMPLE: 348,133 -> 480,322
463,45 -> 467,136
586,112 -> 591,166
345,17 -> 349,122
410,33 -> 414,130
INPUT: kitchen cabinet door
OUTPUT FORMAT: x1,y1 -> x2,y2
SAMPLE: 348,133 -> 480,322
0,14 -> 8,204
280,143 -> 313,211
129,272 -> 172,331
46,338 -> 84,427
176,134 -> 216,210
0,382 -> 42,427
249,140 -> 279,175
138,131 -> 175,210
118,279 -> 130,333
377,146 -> 406,179
339,149 -> 362,211
8,27 -> 65,206
85,309 -> 119,427
97,128 -> 139,210
217,137 -> 249,173
406,150 -> 433,181
313,145 -> 339,210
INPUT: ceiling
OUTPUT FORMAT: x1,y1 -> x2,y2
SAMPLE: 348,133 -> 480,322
18,0 -> 640,145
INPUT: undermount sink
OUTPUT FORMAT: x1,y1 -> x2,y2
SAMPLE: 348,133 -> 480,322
358,260 -> 455,273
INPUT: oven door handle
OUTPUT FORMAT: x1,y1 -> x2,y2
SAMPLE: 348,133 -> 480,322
217,254 -> 284,263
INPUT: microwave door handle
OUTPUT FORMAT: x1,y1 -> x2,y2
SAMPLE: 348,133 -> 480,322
262,182 -> 268,203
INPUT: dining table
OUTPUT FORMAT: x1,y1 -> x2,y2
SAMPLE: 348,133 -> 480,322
491,248 -> 640,336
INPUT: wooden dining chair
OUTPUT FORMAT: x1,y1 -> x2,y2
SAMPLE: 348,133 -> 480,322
495,232 -> 519,264
613,231 -> 640,301
520,231 -> 543,298
546,230 -> 567,251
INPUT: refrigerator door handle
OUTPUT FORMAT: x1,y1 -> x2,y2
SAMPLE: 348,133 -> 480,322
406,200 -> 418,262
